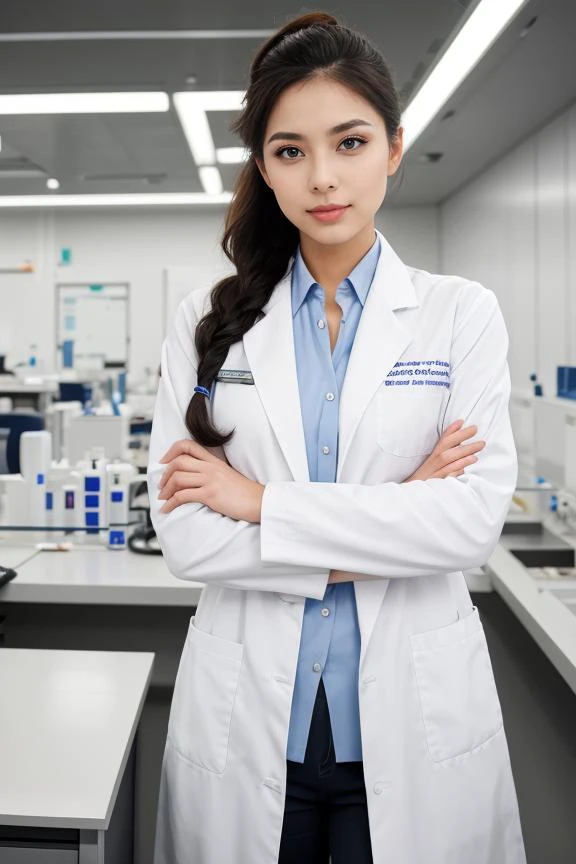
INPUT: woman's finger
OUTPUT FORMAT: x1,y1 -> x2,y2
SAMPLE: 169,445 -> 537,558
440,423 -> 478,448
431,456 -> 477,479
159,469 -> 205,501
160,487 -> 204,514
159,454 -> 203,488
438,440 -> 485,466
159,438 -> 213,464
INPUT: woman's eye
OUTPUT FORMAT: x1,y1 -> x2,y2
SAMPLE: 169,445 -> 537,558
339,136 -> 366,151
275,146 -> 302,159
275,136 -> 367,159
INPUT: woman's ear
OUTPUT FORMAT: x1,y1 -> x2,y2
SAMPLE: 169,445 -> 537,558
254,156 -> 272,188
388,127 -> 404,176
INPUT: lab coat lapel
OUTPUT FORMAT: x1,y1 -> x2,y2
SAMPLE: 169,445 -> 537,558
339,231 -> 420,661
243,266 -> 310,483
244,231 -> 420,486
337,230 -> 419,481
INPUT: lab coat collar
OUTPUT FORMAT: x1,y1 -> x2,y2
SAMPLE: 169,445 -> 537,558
291,230 -> 381,314
243,228 -> 419,484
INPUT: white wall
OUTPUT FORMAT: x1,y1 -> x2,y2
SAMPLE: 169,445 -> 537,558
0,205 -> 439,383
440,101 -> 576,399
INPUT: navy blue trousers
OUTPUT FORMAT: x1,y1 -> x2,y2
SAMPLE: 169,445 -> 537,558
278,678 -> 374,863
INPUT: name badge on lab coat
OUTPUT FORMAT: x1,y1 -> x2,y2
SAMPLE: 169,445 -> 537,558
215,369 -> 255,384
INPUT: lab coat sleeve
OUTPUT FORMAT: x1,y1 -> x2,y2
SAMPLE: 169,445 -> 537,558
260,282 -> 518,577
148,293 -> 330,600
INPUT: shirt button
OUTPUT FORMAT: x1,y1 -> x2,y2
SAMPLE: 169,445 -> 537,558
317,319 -> 326,329
322,446 -> 330,455
326,392 -> 335,401
313,662 -> 322,673
321,608 -> 330,617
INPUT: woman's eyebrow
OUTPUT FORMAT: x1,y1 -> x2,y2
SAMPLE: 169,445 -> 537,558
267,119 -> 373,145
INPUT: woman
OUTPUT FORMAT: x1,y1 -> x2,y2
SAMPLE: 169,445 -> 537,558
148,11 -> 526,864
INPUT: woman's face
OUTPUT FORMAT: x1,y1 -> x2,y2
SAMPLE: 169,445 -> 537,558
255,76 -> 403,247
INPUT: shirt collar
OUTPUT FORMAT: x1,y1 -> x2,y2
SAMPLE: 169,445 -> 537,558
291,231 -> 381,316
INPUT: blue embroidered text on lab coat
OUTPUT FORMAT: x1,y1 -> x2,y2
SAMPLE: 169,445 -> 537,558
386,359 -> 451,387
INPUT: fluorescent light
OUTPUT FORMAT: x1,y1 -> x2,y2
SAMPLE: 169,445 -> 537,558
0,92 -> 169,114
0,193 -> 233,207
175,91 -> 245,111
199,166 -> 223,195
173,94 -> 216,164
401,0 -> 529,151
0,30 -> 274,43
217,147 -> 249,164
173,91 -> 245,166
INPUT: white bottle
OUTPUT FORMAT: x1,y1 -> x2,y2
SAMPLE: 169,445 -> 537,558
83,450 -> 107,542
107,472 -> 129,549
62,483 -> 80,533
20,430 -> 52,528
45,464 -> 74,538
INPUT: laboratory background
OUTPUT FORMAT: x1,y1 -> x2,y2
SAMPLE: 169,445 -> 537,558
0,0 -> 575,862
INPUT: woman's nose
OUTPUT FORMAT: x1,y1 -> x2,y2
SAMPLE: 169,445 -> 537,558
308,159 -> 338,192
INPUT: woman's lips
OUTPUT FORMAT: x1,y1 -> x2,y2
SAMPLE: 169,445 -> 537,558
308,205 -> 350,222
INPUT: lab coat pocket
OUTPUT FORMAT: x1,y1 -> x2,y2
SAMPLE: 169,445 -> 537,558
168,617 -> 244,774
376,386 -> 444,458
410,606 -> 503,763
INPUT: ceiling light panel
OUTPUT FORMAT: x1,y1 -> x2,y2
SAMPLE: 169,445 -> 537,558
402,0 -> 529,150
0,193 -> 233,207
173,91 -> 245,168
0,93 -> 169,114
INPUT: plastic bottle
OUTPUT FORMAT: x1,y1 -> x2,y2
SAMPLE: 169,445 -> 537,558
107,472 -> 128,549
535,476 -> 552,518
83,449 -> 107,539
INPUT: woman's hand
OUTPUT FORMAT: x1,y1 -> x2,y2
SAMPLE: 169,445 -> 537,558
328,420 -> 485,583
157,439 -> 265,523
403,419 -> 485,482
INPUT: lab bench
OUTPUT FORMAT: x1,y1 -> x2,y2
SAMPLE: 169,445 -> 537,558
1,534 -> 576,863
0,647 -> 153,863
0,544 -> 201,864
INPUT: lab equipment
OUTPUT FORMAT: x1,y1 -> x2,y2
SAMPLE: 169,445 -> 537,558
0,412 -> 45,473
108,472 -> 129,549
83,452 -> 107,536
530,372 -> 543,396
19,430 -> 51,526
557,366 -> 576,400
0,427 -> 141,544
0,564 -> 17,588
62,482 -> 81,532
46,400 -> 83,462
67,413 -> 128,466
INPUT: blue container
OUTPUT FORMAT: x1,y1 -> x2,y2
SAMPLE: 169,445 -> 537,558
557,366 -> 576,400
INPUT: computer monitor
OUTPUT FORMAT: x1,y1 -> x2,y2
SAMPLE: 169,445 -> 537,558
534,398 -> 576,489
565,414 -> 576,497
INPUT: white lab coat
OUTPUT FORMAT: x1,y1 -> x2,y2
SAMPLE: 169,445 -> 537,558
148,229 -> 526,864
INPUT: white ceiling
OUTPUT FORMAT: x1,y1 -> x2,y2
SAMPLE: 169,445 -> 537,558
0,0 -> 574,206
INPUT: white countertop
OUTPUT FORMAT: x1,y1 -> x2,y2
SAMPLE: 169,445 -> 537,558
0,376 -> 58,393
0,544 -> 490,606
0,545 -> 203,606
1,534 -> 575,700
0,648 -> 154,828
486,543 -> 576,695
0,544 -> 39,570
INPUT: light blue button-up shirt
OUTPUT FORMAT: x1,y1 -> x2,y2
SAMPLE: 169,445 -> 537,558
286,231 -> 381,764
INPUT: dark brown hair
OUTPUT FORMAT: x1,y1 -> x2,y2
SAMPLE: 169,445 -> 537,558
186,10 -> 402,446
